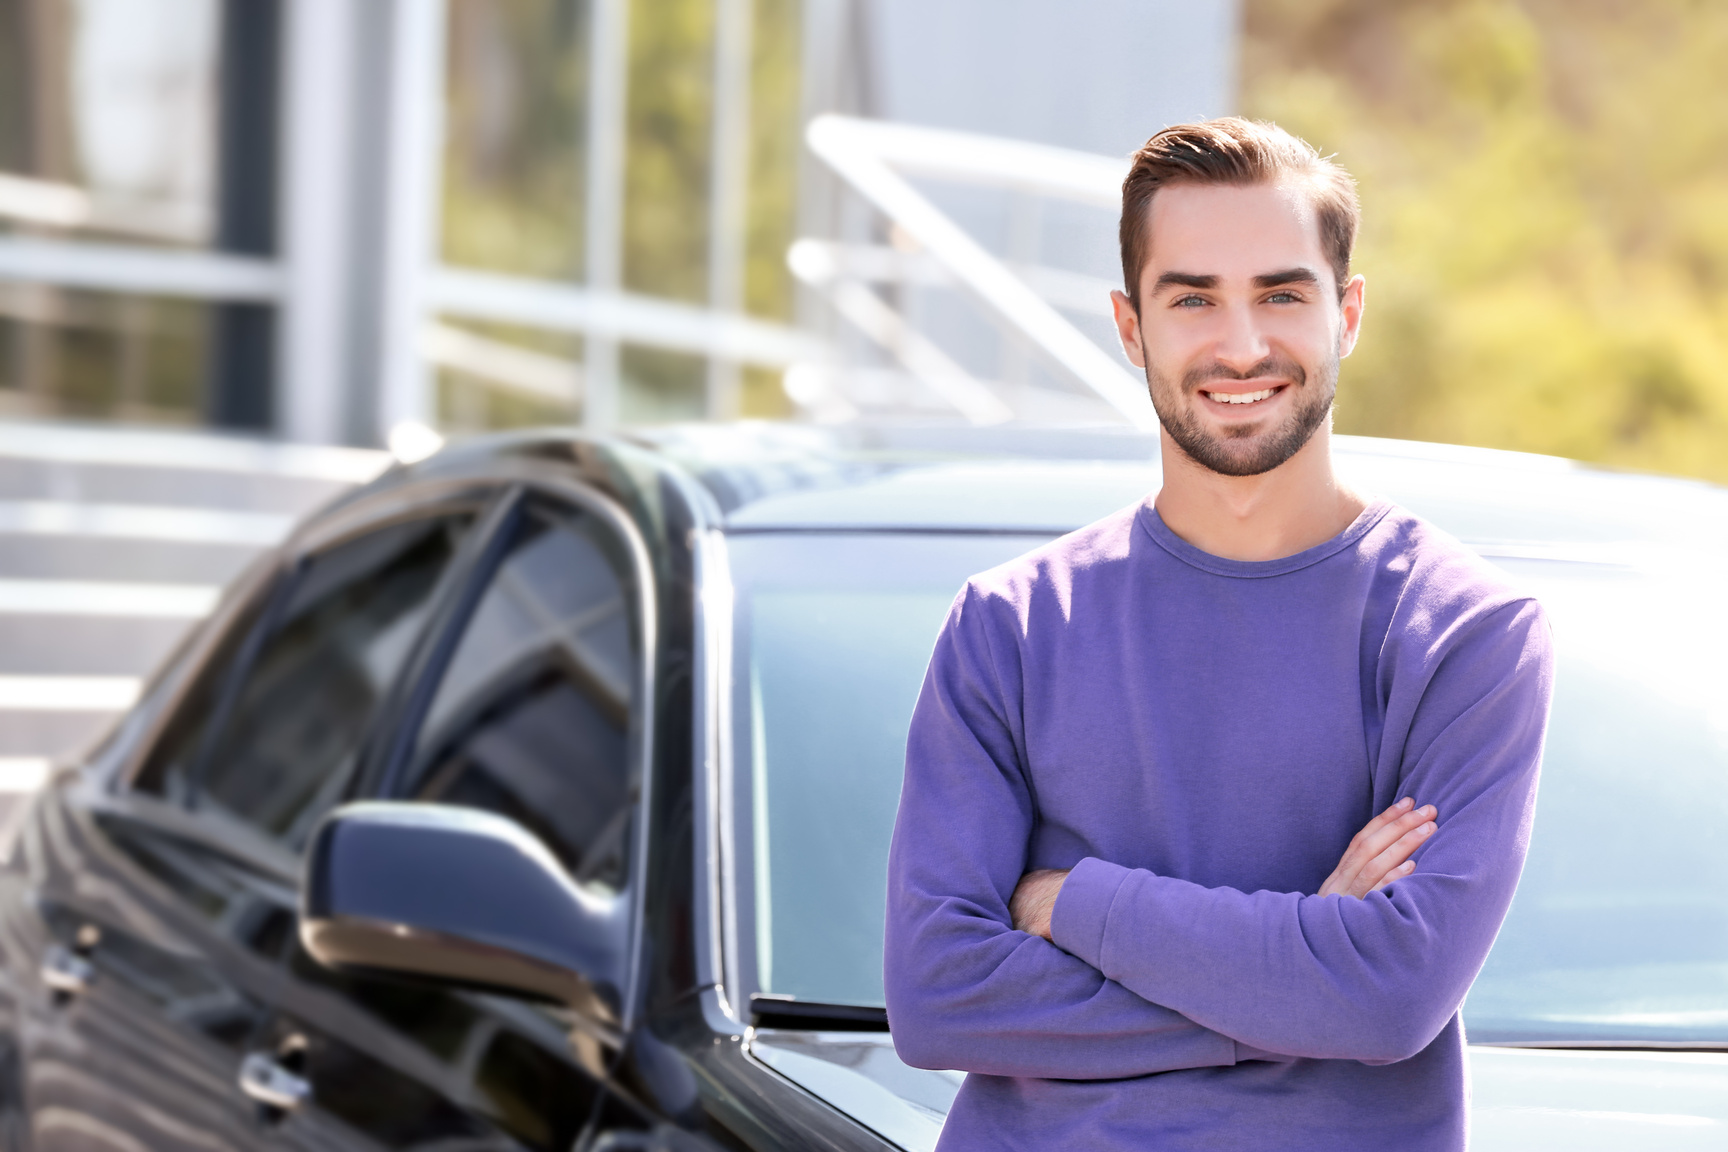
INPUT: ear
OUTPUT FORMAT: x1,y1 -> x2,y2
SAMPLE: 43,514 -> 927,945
1111,290 -> 1147,369
1337,274 -> 1366,359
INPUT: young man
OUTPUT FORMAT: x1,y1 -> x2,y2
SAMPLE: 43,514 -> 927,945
884,119 -> 1553,1150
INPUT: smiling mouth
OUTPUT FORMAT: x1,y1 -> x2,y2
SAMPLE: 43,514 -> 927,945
1202,386 -> 1283,405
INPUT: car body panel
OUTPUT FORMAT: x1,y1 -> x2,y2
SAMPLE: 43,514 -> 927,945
1,777 -> 289,1152
747,1033 -> 956,1152
0,423 -> 1721,1151
633,425 -> 1728,549
1469,1047 -> 1728,1150
749,1034 -> 1728,1152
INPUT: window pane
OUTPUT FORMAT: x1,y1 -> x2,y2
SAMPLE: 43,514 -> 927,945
730,532 -> 1053,1005
442,0 -> 586,279
0,0 -> 220,248
1462,559 -> 1728,1045
193,514 -> 473,843
430,318 -> 582,434
405,499 -> 637,895
132,575 -> 272,803
0,285 -> 210,424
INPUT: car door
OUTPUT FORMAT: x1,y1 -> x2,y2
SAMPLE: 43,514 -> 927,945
0,496 -> 481,1152
0,559 -> 283,1152
265,485 -> 673,1152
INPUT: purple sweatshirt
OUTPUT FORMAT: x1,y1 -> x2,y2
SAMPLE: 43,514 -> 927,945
885,497 -> 1553,1150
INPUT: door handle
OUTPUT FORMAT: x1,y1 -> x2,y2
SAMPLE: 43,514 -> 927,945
39,944 -> 94,997
237,1051 -> 311,1112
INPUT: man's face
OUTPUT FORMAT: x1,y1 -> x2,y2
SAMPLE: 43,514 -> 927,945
1111,181 -> 1365,477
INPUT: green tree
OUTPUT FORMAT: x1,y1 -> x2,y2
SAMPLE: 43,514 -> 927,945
1244,0 -> 1728,481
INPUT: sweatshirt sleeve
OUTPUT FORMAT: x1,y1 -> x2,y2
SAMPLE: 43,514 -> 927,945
1049,597 -> 1554,1065
884,584 -> 1254,1079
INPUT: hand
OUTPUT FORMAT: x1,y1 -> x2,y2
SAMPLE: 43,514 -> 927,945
1318,797 -> 1437,899
1010,869 -> 1070,939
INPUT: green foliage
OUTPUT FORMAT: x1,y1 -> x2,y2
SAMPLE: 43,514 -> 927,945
740,0 -> 799,417
623,0 -> 713,302
620,344 -> 706,420
745,0 -> 801,324
1244,0 -> 1728,481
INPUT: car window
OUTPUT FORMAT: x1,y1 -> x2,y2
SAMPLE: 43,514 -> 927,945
398,496 -> 639,896
135,513 -> 473,847
728,532 -> 1052,1006
131,584 -> 274,805
729,532 -> 1728,1048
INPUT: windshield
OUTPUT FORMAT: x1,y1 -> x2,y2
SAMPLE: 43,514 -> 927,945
1460,555 -> 1728,1045
729,532 -> 1728,1045
728,533 -> 1051,1006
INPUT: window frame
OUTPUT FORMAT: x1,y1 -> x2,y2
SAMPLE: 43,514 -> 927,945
103,466 -> 661,1031
112,476 -> 507,805
359,472 -> 662,1034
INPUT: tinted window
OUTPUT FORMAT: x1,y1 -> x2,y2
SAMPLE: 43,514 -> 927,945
403,499 -> 638,895
140,514 -> 471,844
132,585 -> 273,804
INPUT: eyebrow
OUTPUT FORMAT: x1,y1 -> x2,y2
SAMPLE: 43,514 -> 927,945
1152,272 -> 1217,293
1251,267 -> 1321,289
1151,267 -> 1323,294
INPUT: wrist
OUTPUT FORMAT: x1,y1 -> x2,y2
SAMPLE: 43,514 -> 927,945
1048,857 -> 1133,967
1036,870 -> 1068,939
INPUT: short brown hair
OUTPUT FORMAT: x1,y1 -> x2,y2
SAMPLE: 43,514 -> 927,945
1119,118 -> 1359,308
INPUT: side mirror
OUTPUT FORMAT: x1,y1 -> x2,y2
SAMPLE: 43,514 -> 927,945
300,802 -> 628,1028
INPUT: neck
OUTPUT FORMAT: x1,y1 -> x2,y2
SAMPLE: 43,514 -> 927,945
1152,421 -> 1366,562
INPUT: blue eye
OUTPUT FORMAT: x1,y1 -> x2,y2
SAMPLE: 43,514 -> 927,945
1174,295 -> 1207,308
1266,291 -> 1300,304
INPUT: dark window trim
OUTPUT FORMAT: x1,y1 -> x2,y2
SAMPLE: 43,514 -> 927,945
74,782 -> 303,893
206,0 -> 281,431
365,486 -> 532,801
183,551 -> 307,810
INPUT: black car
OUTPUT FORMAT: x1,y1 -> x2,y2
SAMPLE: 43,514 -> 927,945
1,423 -> 1725,1152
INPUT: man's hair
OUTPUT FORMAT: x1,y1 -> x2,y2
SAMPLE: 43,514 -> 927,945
1119,117 -> 1359,309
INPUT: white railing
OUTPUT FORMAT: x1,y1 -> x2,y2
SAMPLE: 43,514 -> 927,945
795,115 -> 1156,430
0,106 -> 1153,438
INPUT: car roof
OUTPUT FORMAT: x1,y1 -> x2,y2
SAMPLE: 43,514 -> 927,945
422,422 -> 1725,559
612,423 -> 1728,557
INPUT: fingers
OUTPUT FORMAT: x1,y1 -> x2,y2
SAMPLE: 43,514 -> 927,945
1368,859 -> 1416,894
1351,818 -> 1436,897
1357,797 -> 1416,844
1352,803 -> 1436,872
1319,798 -> 1437,898
1337,797 -> 1413,862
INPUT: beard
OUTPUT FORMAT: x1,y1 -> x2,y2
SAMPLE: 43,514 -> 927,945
1144,348 -> 1338,477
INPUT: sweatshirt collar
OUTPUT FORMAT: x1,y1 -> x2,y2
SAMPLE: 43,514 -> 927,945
1136,496 -> 1395,579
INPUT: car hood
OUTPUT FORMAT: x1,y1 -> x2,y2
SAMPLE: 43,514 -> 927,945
749,1032 -> 1728,1151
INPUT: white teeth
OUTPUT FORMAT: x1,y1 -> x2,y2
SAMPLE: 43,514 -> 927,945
1206,388 -> 1277,404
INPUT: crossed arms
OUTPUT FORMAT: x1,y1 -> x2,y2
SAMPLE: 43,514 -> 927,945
1008,796 -> 1439,939
882,592 -> 1552,1080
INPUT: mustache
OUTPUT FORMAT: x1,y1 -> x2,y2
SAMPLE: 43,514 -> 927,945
1182,355 -> 1307,392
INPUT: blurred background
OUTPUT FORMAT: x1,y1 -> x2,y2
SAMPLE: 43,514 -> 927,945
0,0 -> 1724,772
0,0 -> 1232,440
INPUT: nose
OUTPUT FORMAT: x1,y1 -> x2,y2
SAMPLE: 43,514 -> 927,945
1213,301 -> 1272,375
